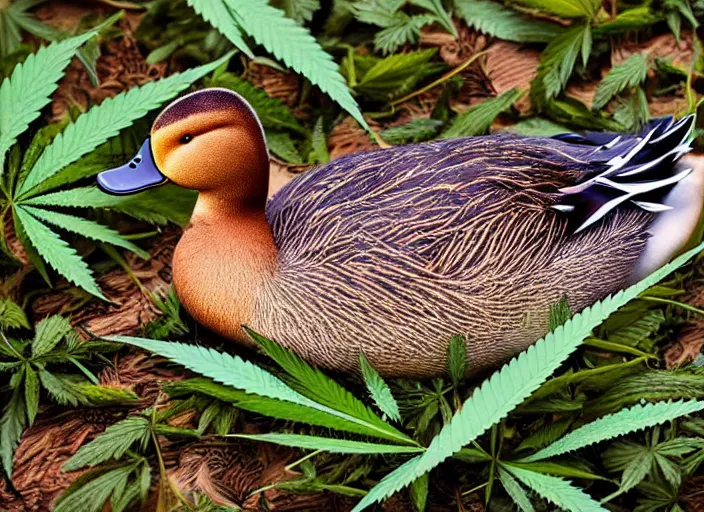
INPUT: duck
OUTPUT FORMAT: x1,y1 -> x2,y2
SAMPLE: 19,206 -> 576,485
97,88 -> 704,378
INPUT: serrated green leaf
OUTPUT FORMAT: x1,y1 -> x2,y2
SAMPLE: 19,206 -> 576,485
231,433 -> 422,454
32,314 -> 71,357
204,0 -> 367,130
54,464 -> 136,512
593,54 -> 649,110
108,335 -> 415,446
21,206 -> 149,259
593,7 -> 662,36
506,465 -> 606,511
356,49 -> 440,102
549,297 -> 572,331
349,242 -> 704,511
532,24 -> 591,102
308,116 -> 329,164
409,473 -> 429,512
359,352 -> 401,422
244,327 -> 411,443
442,88 -> 522,138
23,365 -> 38,425
267,132 -> 302,163
654,452 -> 681,487
510,461 -> 605,480
64,416 -> 150,471
14,206 -> 105,299
525,400 -> 704,462
380,119 -> 443,144
185,0 -> 252,58
498,466 -> 535,512
17,52 -> 234,198
516,419 -> 572,452
447,335 -> 467,387
24,185 -> 197,227
0,297 -> 29,329
0,30 -> 93,170
456,0 -> 562,43
514,0 -> 600,18
0,385 -> 25,481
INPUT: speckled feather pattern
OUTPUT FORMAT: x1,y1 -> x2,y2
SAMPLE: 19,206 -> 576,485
255,134 -> 653,378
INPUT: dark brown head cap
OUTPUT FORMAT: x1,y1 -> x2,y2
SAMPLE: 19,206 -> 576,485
153,88 -> 262,131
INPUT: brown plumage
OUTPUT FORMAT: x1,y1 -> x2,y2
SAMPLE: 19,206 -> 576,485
97,89 -> 704,378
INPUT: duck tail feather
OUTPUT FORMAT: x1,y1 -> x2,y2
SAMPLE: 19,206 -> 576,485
552,114 -> 696,233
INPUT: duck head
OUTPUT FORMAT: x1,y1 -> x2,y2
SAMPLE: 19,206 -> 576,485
97,88 -> 269,207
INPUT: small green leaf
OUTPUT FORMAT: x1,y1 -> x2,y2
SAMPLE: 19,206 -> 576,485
442,88 -> 522,138
0,385 -> 26,481
549,297 -> 572,331
54,464 -> 137,512
24,365 -> 39,425
32,315 -> 72,357
532,24 -> 591,102
0,298 -> 29,330
409,473 -> 429,512
447,335 -> 467,387
186,0 -> 252,57
267,132 -> 302,163
64,416 -> 150,471
359,352 -> 401,422
380,119 -> 444,144
593,54 -> 649,110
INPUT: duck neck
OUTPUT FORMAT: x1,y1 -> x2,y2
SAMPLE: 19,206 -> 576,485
174,187 -> 276,342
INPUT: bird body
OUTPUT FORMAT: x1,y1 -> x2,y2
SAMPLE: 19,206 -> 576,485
97,89 -> 703,378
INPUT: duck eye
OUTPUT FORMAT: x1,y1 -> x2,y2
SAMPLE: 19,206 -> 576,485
179,134 -> 193,144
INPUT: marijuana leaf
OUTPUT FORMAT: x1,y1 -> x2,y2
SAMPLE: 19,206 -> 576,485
456,0 -> 562,43
593,53 -> 650,110
359,352 -> 401,422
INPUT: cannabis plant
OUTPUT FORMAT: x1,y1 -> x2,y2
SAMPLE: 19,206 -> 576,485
0,309 -> 135,482
0,14 -> 234,299
97,241 -> 704,511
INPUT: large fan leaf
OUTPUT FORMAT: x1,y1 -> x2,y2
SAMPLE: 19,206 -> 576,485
107,335 -> 413,445
213,0 -> 368,130
244,328 -> 410,442
505,465 -> 606,511
231,433 -> 423,454
185,0 -> 252,58
0,31 -> 92,170
24,185 -> 196,227
14,206 -> 105,299
456,0 -> 562,43
17,52 -> 234,198
350,241 -> 704,511
524,400 -> 704,462
592,53 -> 649,110
21,206 -> 149,258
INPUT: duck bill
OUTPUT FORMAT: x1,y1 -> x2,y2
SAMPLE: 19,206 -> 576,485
97,138 -> 167,195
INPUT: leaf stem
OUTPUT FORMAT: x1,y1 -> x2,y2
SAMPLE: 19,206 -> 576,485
285,449 -> 322,472
640,296 -> 704,316
390,50 -> 488,107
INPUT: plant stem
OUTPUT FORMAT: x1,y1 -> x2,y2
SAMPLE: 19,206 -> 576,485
640,296 -> 704,316
285,449 -> 322,472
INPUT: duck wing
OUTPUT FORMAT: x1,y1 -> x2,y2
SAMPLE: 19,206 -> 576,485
551,115 -> 695,232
